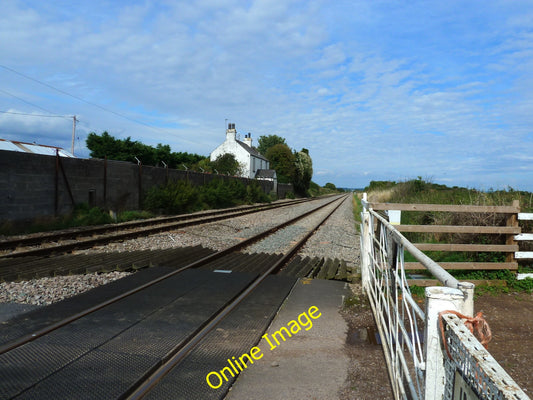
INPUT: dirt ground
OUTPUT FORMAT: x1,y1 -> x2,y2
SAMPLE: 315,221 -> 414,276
475,292 -> 533,395
339,285 -> 532,399
339,284 -> 393,400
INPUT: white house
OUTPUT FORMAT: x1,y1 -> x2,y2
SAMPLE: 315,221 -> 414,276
210,123 -> 270,179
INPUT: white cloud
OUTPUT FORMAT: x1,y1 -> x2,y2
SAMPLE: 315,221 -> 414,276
0,0 -> 532,190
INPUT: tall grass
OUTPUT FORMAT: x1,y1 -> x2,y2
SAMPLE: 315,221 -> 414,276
364,178 -> 533,292
367,177 -> 532,212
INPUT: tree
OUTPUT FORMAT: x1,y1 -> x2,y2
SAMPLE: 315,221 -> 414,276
293,150 -> 313,195
257,134 -> 287,156
195,157 -> 213,173
86,131 -> 204,168
86,131 -> 124,159
324,182 -> 337,190
211,153 -> 244,176
265,144 -> 295,183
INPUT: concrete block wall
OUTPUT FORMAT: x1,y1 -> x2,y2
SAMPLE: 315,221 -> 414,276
0,150 -> 293,222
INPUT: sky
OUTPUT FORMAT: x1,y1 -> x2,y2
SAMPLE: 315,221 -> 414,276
1,0 -> 533,190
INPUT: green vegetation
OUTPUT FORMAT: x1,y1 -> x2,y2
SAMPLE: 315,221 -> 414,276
209,153 -> 244,176
265,144 -> 295,184
0,204 -> 154,236
364,178 -> 533,294
86,131 -> 205,169
308,182 -> 345,197
257,134 -> 287,156
365,177 -> 533,212
257,134 -> 314,196
1,178 -> 271,236
352,193 -> 362,227
293,150 -> 313,195
144,179 -> 271,214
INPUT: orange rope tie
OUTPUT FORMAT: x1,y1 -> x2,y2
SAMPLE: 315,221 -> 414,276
438,310 -> 492,359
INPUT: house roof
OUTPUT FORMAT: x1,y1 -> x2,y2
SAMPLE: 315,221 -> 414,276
255,169 -> 277,179
0,139 -> 74,157
236,140 -> 269,161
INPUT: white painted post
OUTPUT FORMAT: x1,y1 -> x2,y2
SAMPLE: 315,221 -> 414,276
424,287 -> 466,400
360,193 -> 371,292
457,282 -> 475,318
387,209 -> 401,225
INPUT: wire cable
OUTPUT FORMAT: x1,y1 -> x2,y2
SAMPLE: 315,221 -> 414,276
0,110 -> 70,119
0,65 -> 163,131
0,88 -> 59,116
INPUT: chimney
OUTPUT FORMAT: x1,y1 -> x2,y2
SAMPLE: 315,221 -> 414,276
226,123 -> 236,142
244,132 -> 252,148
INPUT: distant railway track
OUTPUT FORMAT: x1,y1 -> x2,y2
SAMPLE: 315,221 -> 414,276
0,197 -> 315,258
0,194 -> 349,399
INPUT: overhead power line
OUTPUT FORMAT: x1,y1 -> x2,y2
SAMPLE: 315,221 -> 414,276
0,64 -> 162,132
0,110 -> 70,119
0,88 -> 58,115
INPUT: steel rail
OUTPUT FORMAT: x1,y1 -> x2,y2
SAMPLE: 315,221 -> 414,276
0,198 -> 314,256
124,194 -> 349,399
0,195 -> 345,356
0,198 -> 311,250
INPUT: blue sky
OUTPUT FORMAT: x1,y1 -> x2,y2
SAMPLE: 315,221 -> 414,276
1,0 -> 532,190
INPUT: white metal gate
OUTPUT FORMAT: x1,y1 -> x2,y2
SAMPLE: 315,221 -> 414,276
360,194 -> 529,400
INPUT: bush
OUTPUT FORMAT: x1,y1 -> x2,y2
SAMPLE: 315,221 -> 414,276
144,178 -> 271,214
200,179 -> 246,208
70,204 -> 113,226
245,182 -> 271,204
144,180 -> 199,214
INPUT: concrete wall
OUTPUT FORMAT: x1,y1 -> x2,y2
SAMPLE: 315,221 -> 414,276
0,150 -> 293,222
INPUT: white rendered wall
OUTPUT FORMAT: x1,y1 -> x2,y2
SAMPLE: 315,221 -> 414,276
210,137 -> 252,178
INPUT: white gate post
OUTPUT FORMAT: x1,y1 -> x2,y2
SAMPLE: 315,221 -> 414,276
424,286 -> 466,400
457,282 -> 475,318
360,193 -> 371,292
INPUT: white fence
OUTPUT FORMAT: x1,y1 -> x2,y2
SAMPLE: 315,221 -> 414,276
360,194 -> 529,400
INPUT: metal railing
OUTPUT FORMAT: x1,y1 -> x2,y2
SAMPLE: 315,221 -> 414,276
359,193 -> 529,400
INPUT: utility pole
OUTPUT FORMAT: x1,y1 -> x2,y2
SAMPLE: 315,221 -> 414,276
71,115 -> 77,156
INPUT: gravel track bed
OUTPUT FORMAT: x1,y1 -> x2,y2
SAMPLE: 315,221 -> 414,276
84,196 -> 337,253
0,271 -> 130,306
298,195 -> 360,270
243,199 -> 346,255
0,196 -> 358,307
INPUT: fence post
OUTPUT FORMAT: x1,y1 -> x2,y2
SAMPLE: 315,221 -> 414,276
424,286 -> 467,400
457,282 -> 475,317
360,193 -> 371,292
506,200 -> 520,264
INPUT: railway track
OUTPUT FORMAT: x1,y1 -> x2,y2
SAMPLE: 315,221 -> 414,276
0,194 -> 351,399
0,197 -> 314,258
0,196 -> 340,282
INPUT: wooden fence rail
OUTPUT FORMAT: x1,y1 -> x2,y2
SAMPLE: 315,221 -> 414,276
368,200 -> 532,277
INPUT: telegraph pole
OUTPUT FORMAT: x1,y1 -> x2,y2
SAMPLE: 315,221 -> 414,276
71,115 -> 77,156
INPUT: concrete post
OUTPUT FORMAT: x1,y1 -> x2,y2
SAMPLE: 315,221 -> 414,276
424,286 -> 466,400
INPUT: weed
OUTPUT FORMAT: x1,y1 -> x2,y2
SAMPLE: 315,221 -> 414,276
344,295 -> 362,307
117,210 -> 153,222
409,285 -> 425,297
